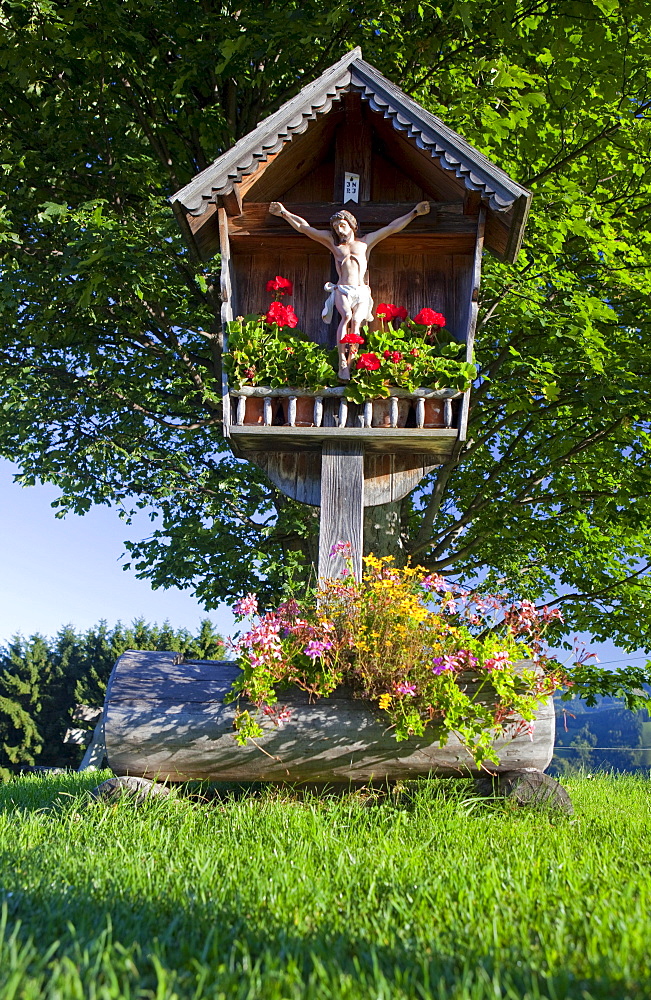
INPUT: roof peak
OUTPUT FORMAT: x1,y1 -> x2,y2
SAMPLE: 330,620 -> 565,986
171,49 -> 531,262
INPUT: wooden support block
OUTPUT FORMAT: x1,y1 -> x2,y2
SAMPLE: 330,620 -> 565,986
319,442 -> 364,581
389,397 -> 399,428
263,397 -> 273,425
444,399 -> 453,428
288,396 -> 297,427
236,397 -> 246,425
416,397 -> 425,428
338,399 -> 348,427
363,402 -> 373,427
221,185 -> 243,217
314,397 -> 324,427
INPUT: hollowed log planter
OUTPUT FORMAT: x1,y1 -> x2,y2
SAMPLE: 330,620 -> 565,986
103,651 -> 555,784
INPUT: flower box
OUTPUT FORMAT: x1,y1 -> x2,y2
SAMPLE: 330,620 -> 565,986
103,652 -> 555,784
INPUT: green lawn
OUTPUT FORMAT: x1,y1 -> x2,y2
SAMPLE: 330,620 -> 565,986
0,772 -> 649,999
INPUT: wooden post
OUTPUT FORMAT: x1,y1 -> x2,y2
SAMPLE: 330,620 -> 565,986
318,442 -> 364,580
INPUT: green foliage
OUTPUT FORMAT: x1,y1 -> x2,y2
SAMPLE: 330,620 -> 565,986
0,619 -> 226,776
1,772 -> 651,998
226,315 -> 338,391
1,1 -> 651,661
226,310 -> 474,398
230,555 -> 576,765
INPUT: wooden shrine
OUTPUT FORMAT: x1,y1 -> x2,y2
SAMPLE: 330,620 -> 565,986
170,47 -> 531,580
89,51 -> 558,792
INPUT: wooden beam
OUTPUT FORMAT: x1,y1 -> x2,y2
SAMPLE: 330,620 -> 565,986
230,232 -> 476,256
228,202 -> 463,235
333,92 -> 372,203
220,185 -> 243,217
240,110 -> 344,203
457,205 -> 486,443
318,442 -> 364,581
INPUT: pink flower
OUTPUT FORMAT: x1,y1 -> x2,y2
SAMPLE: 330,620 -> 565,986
304,639 -> 334,660
483,651 -> 512,671
233,593 -> 258,616
330,540 -> 352,557
422,573 -> 447,592
396,683 -> 417,696
262,704 -> 292,727
431,656 -> 456,674
431,650 -> 478,674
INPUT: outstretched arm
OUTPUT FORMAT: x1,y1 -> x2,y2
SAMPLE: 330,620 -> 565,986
364,201 -> 431,250
269,201 -> 333,248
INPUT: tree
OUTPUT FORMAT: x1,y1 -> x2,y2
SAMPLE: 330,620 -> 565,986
2,0 -> 651,659
0,618 -> 226,776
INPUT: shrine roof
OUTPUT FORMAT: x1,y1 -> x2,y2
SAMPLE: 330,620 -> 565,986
171,47 -> 531,261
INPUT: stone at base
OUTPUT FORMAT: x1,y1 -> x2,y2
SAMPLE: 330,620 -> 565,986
90,775 -> 170,805
475,768 -> 573,814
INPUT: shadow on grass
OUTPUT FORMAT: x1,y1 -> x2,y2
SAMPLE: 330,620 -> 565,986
0,876 -> 644,1000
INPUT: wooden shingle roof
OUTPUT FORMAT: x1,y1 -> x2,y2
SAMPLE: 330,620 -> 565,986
171,47 -> 531,261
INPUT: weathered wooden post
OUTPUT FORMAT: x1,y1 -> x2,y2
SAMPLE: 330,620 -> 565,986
95,50 -> 571,801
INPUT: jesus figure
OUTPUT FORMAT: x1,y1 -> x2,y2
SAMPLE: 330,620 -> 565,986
269,200 -> 430,380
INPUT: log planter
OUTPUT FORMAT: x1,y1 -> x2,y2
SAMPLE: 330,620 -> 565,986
103,651 -> 555,785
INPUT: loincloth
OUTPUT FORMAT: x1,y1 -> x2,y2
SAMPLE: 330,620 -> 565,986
322,282 -> 374,325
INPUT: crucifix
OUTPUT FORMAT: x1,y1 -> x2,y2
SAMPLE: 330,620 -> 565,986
269,200 -> 430,379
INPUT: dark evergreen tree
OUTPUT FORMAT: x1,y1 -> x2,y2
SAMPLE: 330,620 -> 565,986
0,619 -> 227,775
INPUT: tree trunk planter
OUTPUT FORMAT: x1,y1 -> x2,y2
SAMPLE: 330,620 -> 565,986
103,651 -> 555,784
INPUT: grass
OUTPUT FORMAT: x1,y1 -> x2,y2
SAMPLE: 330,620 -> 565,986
0,772 -> 650,999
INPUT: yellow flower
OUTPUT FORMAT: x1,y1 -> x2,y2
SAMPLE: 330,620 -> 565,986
378,693 -> 392,710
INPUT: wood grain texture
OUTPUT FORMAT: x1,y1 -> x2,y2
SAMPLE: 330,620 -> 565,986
250,451 -> 437,507
457,207 -> 485,442
319,441 -> 364,579
227,202 -> 480,236
241,110 -> 344,203
230,425 -> 458,457
333,92 -> 372,202
104,655 -> 555,783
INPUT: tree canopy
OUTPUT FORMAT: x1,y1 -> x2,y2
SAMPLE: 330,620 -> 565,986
2,0 -> 651,655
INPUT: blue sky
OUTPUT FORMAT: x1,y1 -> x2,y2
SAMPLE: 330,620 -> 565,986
1,455 -> 648,675
0,457 -> 236,644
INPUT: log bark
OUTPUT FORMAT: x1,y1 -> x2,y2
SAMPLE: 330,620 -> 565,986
103,652 -> 555,784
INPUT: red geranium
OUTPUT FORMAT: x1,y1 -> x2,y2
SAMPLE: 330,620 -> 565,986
413,308 -> 446,327
341,332 -> 365,345
356,352 -> 382,371
265,301 -> 298,328
383,350 -> 403,362
376,303 -> 408,322
266,275 -> 293,296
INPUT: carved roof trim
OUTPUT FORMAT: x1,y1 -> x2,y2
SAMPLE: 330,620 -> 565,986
350,59 -> 529,215
172,48 -> 361,218
170,48 -> 531,258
